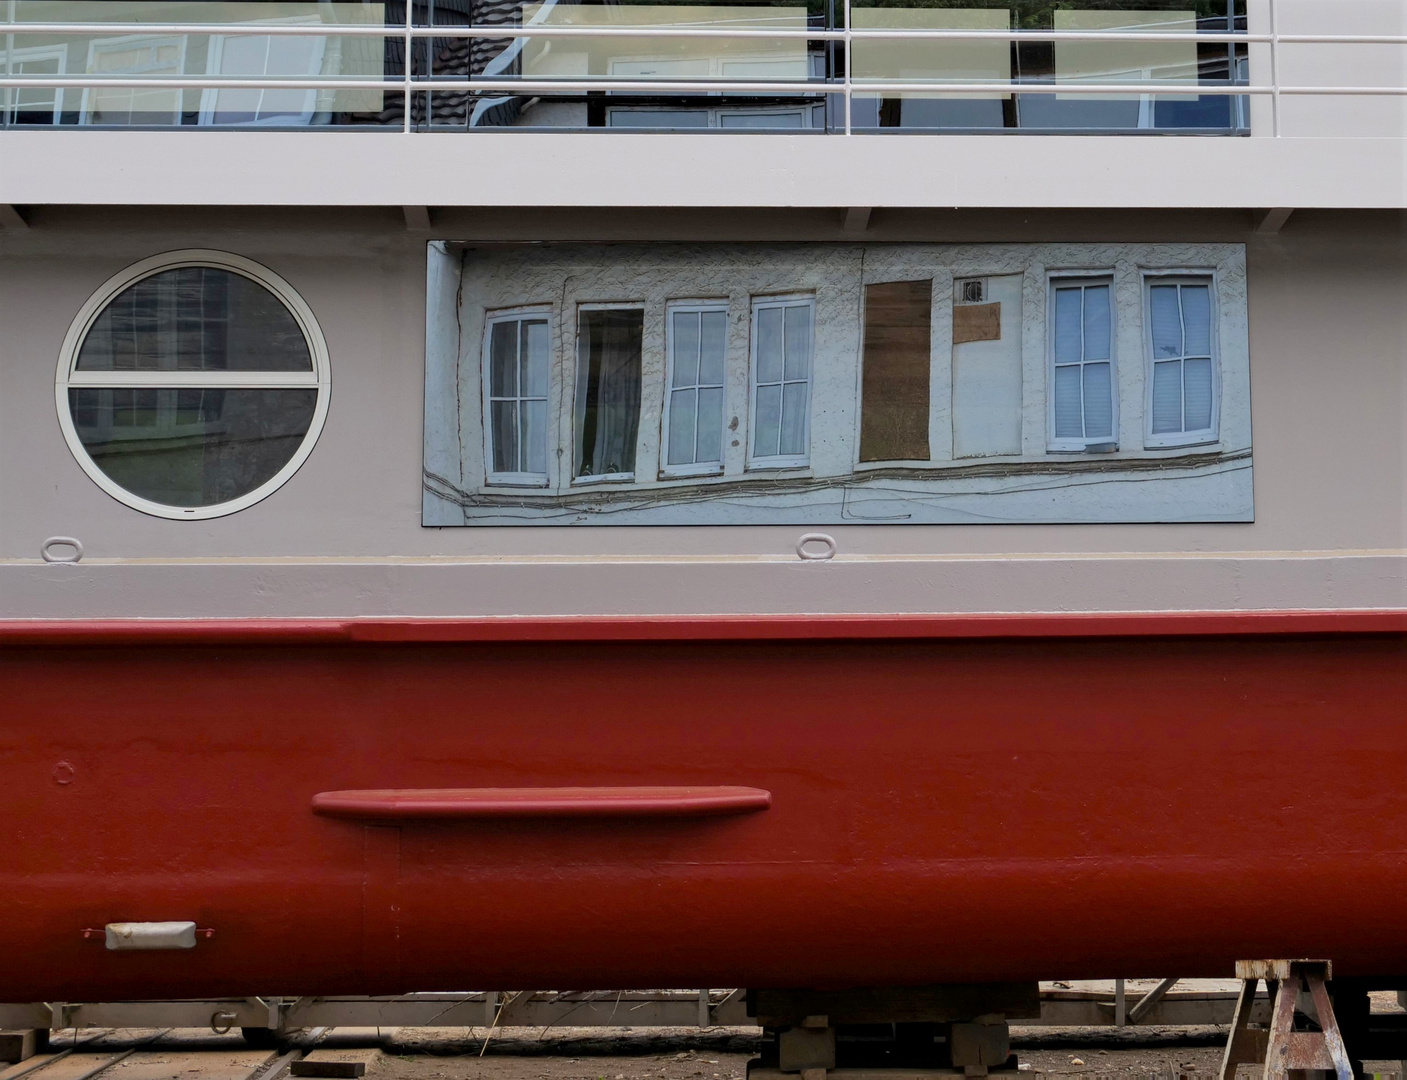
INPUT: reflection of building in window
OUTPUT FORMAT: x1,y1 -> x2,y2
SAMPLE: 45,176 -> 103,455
1021,9 -> 1210,131
606,105 -> 817,129
5,45 -> 66,124
1049,277 -> 1116,450
575,307 -> 644,480
83,36 -> 187,126
952,274 -> 1023,459
664,303 -> 728,476
62,255 -> 328,519
860,279 -> 931,463
849,7 -> 1011,131
484,311 -> 551,484
200,21 -> 328,126
1147,276 -> 1217,446
749,296 -> 813,466
426,243 -> 1253,526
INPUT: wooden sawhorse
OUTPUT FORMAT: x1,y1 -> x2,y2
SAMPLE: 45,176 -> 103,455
1221,960 -> 1353,1080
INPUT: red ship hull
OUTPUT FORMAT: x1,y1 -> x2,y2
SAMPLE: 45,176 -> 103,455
3,613 -> 1406,1000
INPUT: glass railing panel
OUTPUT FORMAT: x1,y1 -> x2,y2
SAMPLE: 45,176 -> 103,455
516,4 -> 810,82
849,7 -> 1012,131
844,0 -> 1247,134
419,0 -> 828,131
1,1 -> 395,127
1019,7 -> 1229,131
0,0 -> 1254,132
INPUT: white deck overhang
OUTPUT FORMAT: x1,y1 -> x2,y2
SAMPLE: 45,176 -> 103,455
2,131 -> 1404,210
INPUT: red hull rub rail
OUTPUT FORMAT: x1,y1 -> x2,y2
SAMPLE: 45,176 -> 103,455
0,610 -> 1405,646
311,785 -> 773,821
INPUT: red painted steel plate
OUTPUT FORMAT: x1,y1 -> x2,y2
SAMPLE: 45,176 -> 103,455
311,786 -> 773,820
2,615 -> 1406,1000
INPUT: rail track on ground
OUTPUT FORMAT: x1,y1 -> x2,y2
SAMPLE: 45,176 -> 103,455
0,1028 -> 384,1080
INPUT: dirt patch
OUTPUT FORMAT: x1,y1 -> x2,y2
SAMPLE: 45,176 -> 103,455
367,1025 -> 1407,1080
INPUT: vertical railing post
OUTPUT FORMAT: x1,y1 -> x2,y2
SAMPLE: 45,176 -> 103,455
842,0 -> 852,134
404,0 -> 414,132
3,0 -> 17,129
1268,0 -> 1280,136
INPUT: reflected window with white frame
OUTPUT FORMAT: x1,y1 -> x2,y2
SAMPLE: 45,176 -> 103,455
5,45 -> 67,124
200,20 -> 327,127
483,310 -> 551,486
1146,275 -> 1218,447
663,303 -> 728,476
82,35 -> 186,126
1048,276 -> 1116,450
749,295 -> 813,467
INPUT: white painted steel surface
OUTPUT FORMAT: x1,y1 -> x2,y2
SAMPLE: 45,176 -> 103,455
0,208 -> 1401,620
1,132 -> 1404,209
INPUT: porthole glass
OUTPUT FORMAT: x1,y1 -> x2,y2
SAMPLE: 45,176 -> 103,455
58,252 -> 330,519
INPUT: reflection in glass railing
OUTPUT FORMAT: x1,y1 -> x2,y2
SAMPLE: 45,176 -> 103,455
849,0 -> 1247,132
2,1 -> 390,126
1,0 -> 1250,132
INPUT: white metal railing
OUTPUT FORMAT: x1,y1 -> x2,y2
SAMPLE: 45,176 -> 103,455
1,2 -> 1404,136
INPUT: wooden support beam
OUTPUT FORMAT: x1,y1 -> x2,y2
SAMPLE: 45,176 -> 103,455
842,206 -> 873,233
0,1031 -> 37,1066
1127,978 -> 1179,1025
0,205 -> 30,230
1254,207 -> 1295,234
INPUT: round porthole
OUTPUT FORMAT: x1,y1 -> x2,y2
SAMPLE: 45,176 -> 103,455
57,250 -> 330,519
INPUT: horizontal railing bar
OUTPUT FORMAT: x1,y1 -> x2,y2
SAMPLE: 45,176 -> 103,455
2,24 -> 1400,46
414,27 -> 1259,42
2,22 -> 394,36
0,23 -> 1269,43
5,77 -> 1399,97
0,76 -> 1272,94
1276,34 -> 1407,45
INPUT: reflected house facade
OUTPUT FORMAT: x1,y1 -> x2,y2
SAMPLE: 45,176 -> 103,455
2,0 -> 1249,132
423,242 -> 1252,525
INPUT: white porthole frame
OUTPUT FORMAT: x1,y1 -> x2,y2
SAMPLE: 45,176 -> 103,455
55,249 -> 331,520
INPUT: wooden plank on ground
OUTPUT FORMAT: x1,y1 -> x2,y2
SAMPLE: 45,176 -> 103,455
289,1063 -> 363,1078
289,1048 -> 379,1079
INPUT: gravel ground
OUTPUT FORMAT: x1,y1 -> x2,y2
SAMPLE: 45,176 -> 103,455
22,1008 -> 1405,1080
368,1024 -> 1407,1080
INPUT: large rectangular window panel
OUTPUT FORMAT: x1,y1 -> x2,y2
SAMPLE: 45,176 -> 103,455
575,307 -> 644,480
484,312 -> 550,484
859,279 -> 932,462
664,304 -> 728,475
1147,277 -> 1216,445
426,242 -> 1253,528
1050,278 -> 1115,448
750,296 -> 813,466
